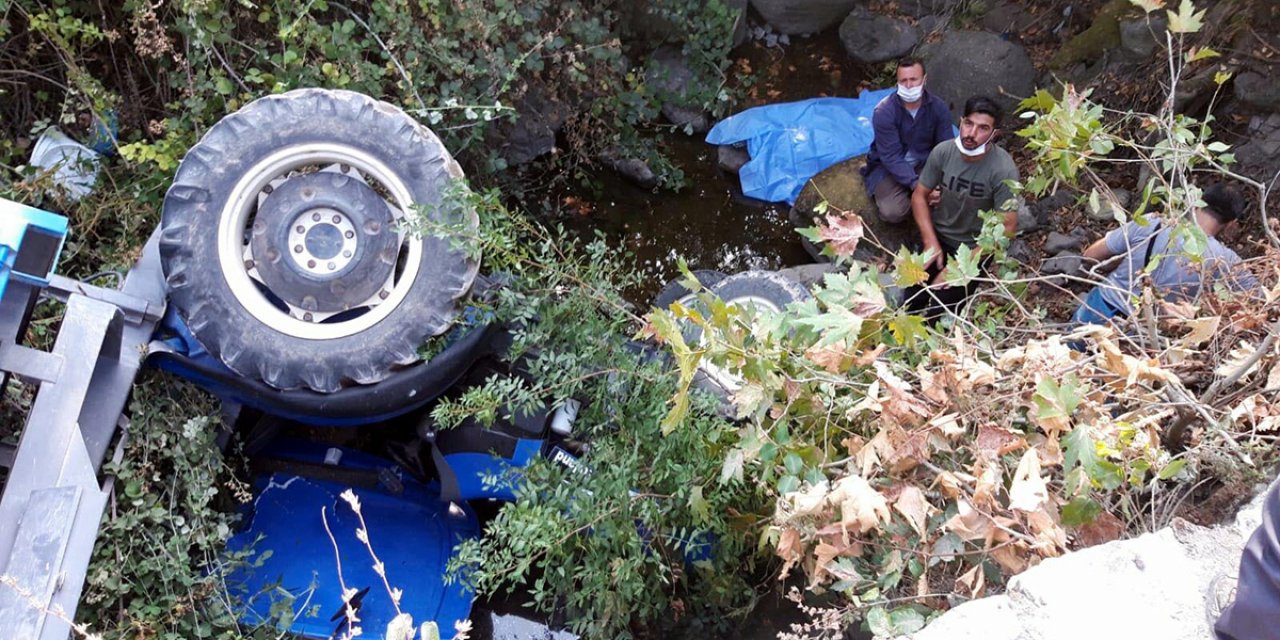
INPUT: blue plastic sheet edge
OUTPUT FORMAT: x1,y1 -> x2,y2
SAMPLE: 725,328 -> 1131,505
705,88 -> 895,205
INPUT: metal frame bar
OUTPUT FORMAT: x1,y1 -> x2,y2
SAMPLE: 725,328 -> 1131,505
0,227 -> 167,639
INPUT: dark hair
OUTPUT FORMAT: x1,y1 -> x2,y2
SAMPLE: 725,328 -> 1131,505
963,95 -> 1002,128
1201,183 -> 1245,224
896,57 -> 925,75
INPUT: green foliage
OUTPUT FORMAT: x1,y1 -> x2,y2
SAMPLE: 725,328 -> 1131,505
418,188 -> 767,638
5,0 -> 741,195
78,378 -> 261,639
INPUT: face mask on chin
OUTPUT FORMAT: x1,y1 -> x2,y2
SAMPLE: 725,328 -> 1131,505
955,136 -> 987,157
897,83 -> 923,103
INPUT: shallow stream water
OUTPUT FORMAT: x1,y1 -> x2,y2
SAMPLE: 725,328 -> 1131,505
556,28 -> 878,304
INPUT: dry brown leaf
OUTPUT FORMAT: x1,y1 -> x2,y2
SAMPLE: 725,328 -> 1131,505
954,563 -> 985,599
1177,315 -> 1221,348
1160,299 -> 1197,321
1025,509 -> 1067,554
777,527 -> 803,579
1098,338 -> 1181,387
917,364 -> 950,405
855,343 -> 887,366
1216,341 -> 1260,380
842,436 -> 865,458
944,500 -> 994,541
1034,434 -> 1064,467
990,542 -> 1031,574
783,378 -> 803,403
788,481 -> 832,518
1072,510 -> 1125,548
893,485 -> 931,538
805,341 -> 850,373
1008,449 -> 1049,512
833,474 -> 891,536
932,470 -> 973,500
929,412 -> 965,439
887,428 -> 932,474
857,429 -> 888,477
976,424 -> 1028,459
972,458 -> 1002,510
818,212 -> 865,257
811,542 -> 842,588
957,356 -> 998,390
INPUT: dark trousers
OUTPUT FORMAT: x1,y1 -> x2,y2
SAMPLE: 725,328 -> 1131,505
1216,479 -> 1280,639
902,242 -> 984,320
873,178 -> 914,224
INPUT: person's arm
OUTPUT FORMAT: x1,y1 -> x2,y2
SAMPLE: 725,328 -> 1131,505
991,165 -> 1020,239
913,183 -> 943,269
931,98 -> 955,146
1220,256 -> 1262,295
872,107 -> 920,190
1085,222 -> 1139,274
1082,237 -> 1115,263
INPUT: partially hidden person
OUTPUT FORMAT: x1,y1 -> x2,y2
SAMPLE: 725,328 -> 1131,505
904,95 -> 1020,318
861,57 -> 954,225
1214,478 -> 1280,640
1072,183 -> 1259,326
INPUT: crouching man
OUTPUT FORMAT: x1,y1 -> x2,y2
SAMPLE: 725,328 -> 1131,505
861,57 -> 954,224
904,95 -> 1020,317
1072,183 -> 1259,325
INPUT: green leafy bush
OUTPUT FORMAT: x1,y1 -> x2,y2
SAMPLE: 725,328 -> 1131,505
78,378 -> 260,639
412,187 -> 770,638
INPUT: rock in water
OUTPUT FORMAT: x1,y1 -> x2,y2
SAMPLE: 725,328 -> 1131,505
789,156 -> 915,263
717,144 -> 751,174
645,46 -> 710,133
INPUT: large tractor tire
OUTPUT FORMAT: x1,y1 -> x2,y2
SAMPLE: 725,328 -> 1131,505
159,89 -> 478,393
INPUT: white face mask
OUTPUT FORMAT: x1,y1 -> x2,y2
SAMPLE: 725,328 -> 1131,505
897,83 -> 923,103
955,136 -> 987,157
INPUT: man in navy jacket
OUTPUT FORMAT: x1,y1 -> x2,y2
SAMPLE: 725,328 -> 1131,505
862,57 -> 954,224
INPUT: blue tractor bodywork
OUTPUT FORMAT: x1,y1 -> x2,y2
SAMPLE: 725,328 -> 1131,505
227,442 -> 481,640
0,196 -> 584,639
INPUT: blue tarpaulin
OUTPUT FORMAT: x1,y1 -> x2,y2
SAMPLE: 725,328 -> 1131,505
705,88 -> 894,204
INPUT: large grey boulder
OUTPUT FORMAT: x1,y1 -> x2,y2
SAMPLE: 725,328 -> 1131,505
919,31 -> 1037,116
1236,113 -> 1280,176
894,0 -> 965,18
839,9 -> 920,64
1044,231 -> 1082,255
789,156 -> 917,264
1234,71 -> 1280,112
645,46 -> 710,133
1118,14 -> 1168,58
749,0 -> 862,35
493,84 -> 569,166
911,520 -> 1246,640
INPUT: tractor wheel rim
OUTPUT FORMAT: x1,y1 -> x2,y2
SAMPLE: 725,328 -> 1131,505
218,143 -> 424,340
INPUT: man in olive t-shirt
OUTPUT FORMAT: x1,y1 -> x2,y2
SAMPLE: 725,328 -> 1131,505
905,95 -> 1020,317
